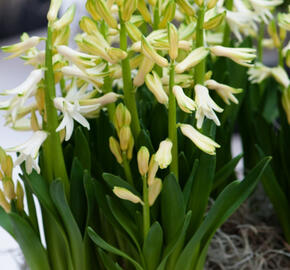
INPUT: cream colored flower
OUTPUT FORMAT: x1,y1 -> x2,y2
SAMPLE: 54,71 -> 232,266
248,63 -> 272,83
173,85 -> 196,113
155,139 -> 172,169
113,187 -> 143,204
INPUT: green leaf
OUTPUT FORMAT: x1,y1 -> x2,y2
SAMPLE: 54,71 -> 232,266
50,180 -> 85,270
88,227 -> 144,270
183,159 -> 199,207
212,154 -> 243,191
175,157 -> 271,270
0,207 -> 14,237
136,129 -> 155,154
156,211 -> 192,270
98,248 -> 124,270
161,173 -> 185,243
9,213 -> 50,270
70,158 -> 87,234
143,222 -> 163,270
74,126 -> 91,171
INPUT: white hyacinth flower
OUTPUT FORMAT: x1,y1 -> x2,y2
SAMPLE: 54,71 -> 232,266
210,46 -> 256,67
249,0 -> 283,23
6,131 -> 48,174
54,97 -> 100,141
173,85 -> 196,113
113,187 -> 143,205
271,66 -> 290,89
179,124 -> 220,155
195,84 -> 223,129
155,139 -> 172,169
248,63 -> 272,84
205,79 -> 242,105
2,36 -> 41,59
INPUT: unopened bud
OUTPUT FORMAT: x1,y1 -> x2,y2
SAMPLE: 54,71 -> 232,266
137,0 -> 151,23
194,0 -> 203,6
113,187 -> 143,204
16,182 -> 24,211
280,28 -> 286,43
95,0 -> 118,29
114,103 -> 131,130
286,50 -> 290,68
207,0 -> 219,9
148,0 -> 157,6
122,0 -> 137,21
168,23 -> 179,60
79,16 -> 99,35
52,4 -> 76,30
86,0 -> 101,21
47,0 -> 62,22
106,47 -> 128,62
2,155 -> 13,178
147,154 -> 159,185
148,178 -> 162,206
109,136 -> 123,164
204,11 -> 226,30
141,36 -> 169,68
268,21 -> 281,48
205,70 -> 213,81
31,109 -> 40,131
127,136 -> 134,160
0,190 -> 10,213
176,0 -> 195,17
134,56 -> 155,87
126,22 -> 142,42
3,179 -> 15,200
119,126 -> 132,151
155,139 -> 172,169
159,1 -> 176,29
137,147 -> 150,176
173,85 -> 196,113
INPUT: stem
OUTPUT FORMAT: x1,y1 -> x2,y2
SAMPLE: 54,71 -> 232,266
168,61 -> 179,180
103,64 -> 115,121
257,21 -> 265,62
142,176 -> 150,240
44,26 -> 69,193
278,46 -> 283,67
119,16 -> 141,139
194,5 -> 206,86
222,0 -> 233,47
122,152 -> 134,186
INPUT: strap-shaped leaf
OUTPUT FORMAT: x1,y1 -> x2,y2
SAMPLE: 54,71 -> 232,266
143,222 -> 163,270
174,157 -> 270,270
98,248 -> 124,270
74,126 -> 91,171
88,227 -> 144,270
0,207 -> 14,237
9,213 -> 50,270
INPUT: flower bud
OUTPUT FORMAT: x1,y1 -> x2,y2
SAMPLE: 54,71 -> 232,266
271,66 -> 290,89
176,0 -> 195,17
52,26 -> 70,46
207,0 -> 219,9
280,28 -> 286,42
119,126 -> 132,151
148,178 -> 162,206
268,20 -> 281,48
106,47 -> 128,62
173,85 -> 196,113
282,87 -> 290,124
86,0 -> 101,21
122,0 -> 137,22
137,0 -> 151,23
31,109 -> 40,131
148,0 -> 157,6
3,178 -> 16,201
16,182 -> 24,211
114,103 -> 132,130
204,11 -> 226,30
175,47 -> 209,73
168,23 -> 179,60
145,72 -> 169,105
137,147 -> 150,176
0,189 -> 10,213
47,0 -> 62,22
155,139 -> 172,169
134,56 -> 155,87
147,154 -> 159,185
79,16 -> 99,35
127,136 -> 134,160
109,136 -> 123,164
141,36 -> 169,68
286,50 -> 290,68
2,155 -> 13,178
52,4 -> 76,30
179,123 -> 220,155
95,0 -> 118,29
194,0 -> 203,7
113,187 -> 143,204
159,1 -> 176,29
126,22 -> 142,42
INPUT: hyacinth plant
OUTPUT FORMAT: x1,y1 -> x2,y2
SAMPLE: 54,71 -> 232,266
0,0 -> 272,269
235,3 -> 290,243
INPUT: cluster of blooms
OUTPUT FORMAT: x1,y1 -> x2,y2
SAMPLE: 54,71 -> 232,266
0,0 -> 263,184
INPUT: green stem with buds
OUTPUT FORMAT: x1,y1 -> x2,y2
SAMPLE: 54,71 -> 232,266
43,26 -> 69,194
122,152 -> 134,186
119,16 -> 141,139
194,5 -> 206,85
142,176 -> 150,239
222,0 -> 233,47
257,21 -> 265,62
168,61 -> 179,180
